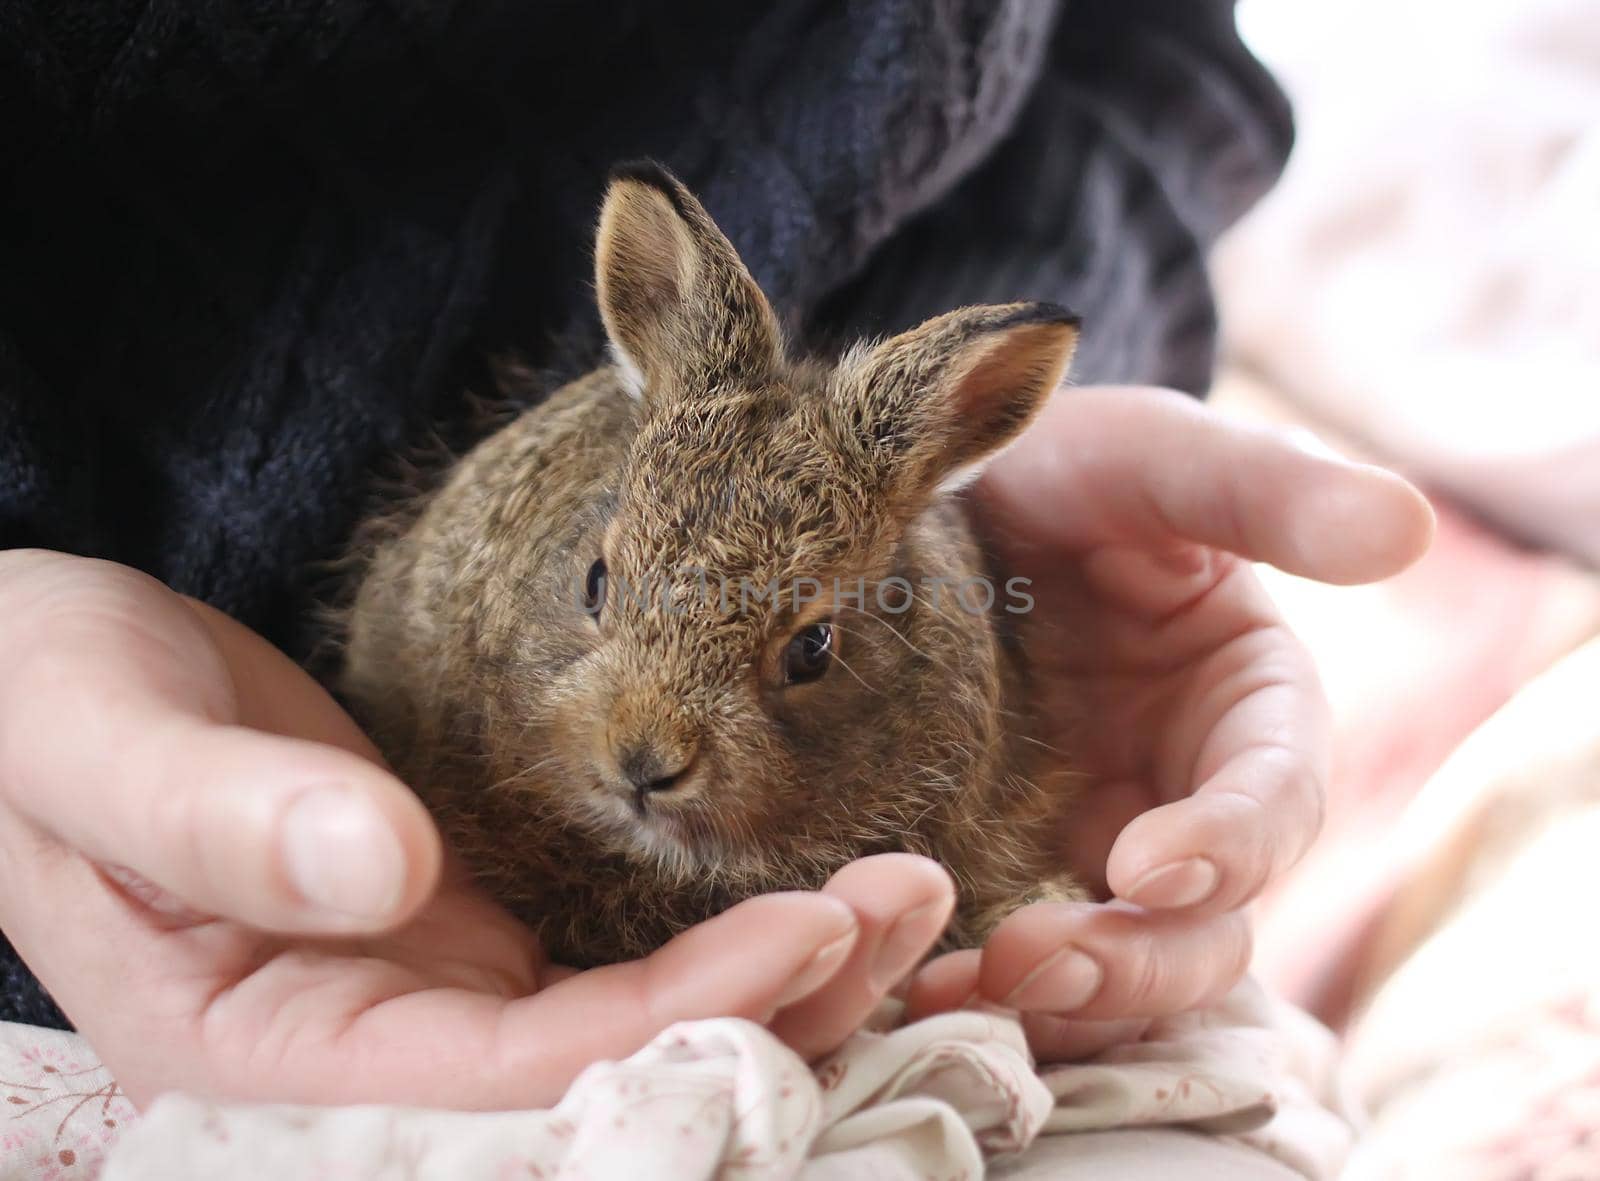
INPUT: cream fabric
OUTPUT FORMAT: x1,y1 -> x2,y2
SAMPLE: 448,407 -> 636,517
0,980 -> 1348,1180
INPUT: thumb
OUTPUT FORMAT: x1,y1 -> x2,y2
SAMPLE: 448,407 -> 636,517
0,551 -> 440,934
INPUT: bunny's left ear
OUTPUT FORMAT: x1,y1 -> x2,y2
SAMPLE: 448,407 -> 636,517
830,302 -> 1079,503
595,161 -> 782,403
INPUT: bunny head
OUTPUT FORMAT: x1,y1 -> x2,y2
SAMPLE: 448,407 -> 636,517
344,163 -> 1079,907
538,163 -> 1080,875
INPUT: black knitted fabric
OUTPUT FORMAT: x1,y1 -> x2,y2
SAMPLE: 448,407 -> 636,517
0,0 -> 1291,1028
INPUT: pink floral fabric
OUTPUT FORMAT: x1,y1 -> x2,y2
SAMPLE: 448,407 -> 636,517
0,1024 -> 135,1180
0,979 -> 1348,1180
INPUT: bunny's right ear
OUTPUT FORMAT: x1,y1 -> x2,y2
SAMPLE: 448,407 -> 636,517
595,162 -> 782,404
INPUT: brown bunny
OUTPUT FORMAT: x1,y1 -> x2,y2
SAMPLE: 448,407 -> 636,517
339,162 -> 1086,967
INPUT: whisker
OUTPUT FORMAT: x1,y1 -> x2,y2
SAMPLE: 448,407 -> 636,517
833,599 -> 946,670
486,750 -> 567,794
823,645 -> 884,697
838,586 -> 1074,751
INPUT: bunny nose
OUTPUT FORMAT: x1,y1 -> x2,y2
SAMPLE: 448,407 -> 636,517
616,742 -> 698,794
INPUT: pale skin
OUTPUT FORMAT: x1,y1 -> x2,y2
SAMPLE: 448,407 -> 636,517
0,386 -> 1432,1107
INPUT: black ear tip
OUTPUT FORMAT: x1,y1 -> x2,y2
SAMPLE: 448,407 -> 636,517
1013,301 -> 1082,331
609,159 -> 681,192
606,159 -> 695,218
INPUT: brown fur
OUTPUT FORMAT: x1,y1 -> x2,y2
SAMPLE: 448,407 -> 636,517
339,163 -> 1086,967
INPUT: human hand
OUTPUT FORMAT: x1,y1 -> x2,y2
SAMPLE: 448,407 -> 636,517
0,550 -> 954,1108
905,387 -> 1434,1059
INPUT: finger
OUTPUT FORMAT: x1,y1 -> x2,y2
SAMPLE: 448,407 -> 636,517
426,891 -> 863,1108
237,891 -> 860,1109
904,948 -> 982,1019
1077,543 -> 1240,623
0,553 -> 441,934
0,781 -> 864,1112
975,386 -> 1435,583
1021,1013 -> 1152,1063
977,901 -> 1251,1022
767,854 -> 955,1059
1109,755 -> 1325,915
1111,616 -> 1330,914
904,950 -> 1150,1062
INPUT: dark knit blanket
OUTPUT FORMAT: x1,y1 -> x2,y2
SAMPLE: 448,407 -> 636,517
0,0 -> 1290,1027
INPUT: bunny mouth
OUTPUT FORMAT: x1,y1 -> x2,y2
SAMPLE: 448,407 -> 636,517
585,778 -> 713,860
632,795 -> 699,839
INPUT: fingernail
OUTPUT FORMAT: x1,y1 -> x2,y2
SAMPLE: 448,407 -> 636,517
1005,947 -> 1103,1011
869,900 -> 951,993
776,928 -> 858,1008
1127,857 -> 1219,909
282,788 -> 406,920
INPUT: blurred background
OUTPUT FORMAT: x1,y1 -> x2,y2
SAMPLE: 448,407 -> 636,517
1215,1 -> 1600,1173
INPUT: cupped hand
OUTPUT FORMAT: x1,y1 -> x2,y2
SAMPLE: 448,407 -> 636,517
905,386 -> 1434,1059
0,551 -> 954,1108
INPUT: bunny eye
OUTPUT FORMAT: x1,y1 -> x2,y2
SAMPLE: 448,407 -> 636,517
583,558 -> 608,618
783,621 -> 834,685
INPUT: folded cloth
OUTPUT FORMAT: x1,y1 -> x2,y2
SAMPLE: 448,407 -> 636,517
0,979 -> 1349,1180
1340,636 -> 1600,1179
